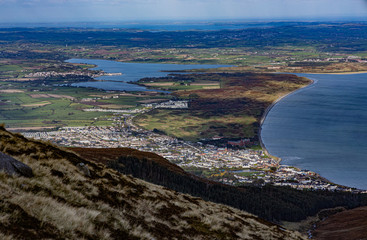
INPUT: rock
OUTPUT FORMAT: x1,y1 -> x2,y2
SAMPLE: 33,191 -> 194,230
0,152 -> 33,177
76,162 -> 91,177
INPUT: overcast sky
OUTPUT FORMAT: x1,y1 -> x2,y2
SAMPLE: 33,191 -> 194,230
0,0 -> 367,23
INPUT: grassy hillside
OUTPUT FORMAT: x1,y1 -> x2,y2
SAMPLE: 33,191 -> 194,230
72,147 -> 367,224
312,206 -> 367,240
0,126 -> 306,239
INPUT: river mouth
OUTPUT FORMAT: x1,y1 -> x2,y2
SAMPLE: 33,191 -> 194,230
261,73 -> 367,190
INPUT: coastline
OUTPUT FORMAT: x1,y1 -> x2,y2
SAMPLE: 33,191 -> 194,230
304,71 -> 367,75
258,76 -> 365,190
258,77 -> 315,161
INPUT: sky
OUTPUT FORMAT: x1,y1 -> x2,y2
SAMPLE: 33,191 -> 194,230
0,0 -> 366,23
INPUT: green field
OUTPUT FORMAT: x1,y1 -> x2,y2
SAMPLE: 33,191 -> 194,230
0,93 -> 110,128
1,23 -> 367,130
0,82 -> 171,129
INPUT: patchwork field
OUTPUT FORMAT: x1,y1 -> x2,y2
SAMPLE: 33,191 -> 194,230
0,82 -> 171,129
135,72 -> 311,143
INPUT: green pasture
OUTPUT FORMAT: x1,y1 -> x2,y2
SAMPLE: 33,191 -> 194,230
0,65 -> 23,72
0,81 -> 174,128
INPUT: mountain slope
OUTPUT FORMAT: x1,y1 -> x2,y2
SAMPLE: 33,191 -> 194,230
0,126 -> 306,239
312,206 -> 367,240
71,147 -> 367,223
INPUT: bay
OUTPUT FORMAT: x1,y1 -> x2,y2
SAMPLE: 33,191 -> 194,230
66,59 -> 229,91
261,73 -> 367,190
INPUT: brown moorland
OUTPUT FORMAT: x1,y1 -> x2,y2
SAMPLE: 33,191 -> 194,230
136,72 -> 311,142
312,207 -> 367,240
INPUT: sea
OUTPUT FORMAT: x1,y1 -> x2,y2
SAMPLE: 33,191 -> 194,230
261,73 -> 367,190
67,58 -> 367,190
66,59 -> 230,91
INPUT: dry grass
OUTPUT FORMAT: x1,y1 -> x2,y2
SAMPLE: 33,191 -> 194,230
21,101 -> 51,107
0,89 -> 24,93
0,126 -> 306,239
137,109 -> 257,140
0,233 -> 15,240
10,193 -> 109,239
144,82 -> 175,86
29,94 -> 75,100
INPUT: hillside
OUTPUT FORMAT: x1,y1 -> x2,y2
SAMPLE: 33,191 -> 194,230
312,207 -> 367,240
71,147 -> 367,224
0,125 -> 306,239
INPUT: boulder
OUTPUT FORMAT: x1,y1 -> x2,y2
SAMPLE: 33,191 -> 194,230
0,152 -> 33,177
77,162 -> 91,177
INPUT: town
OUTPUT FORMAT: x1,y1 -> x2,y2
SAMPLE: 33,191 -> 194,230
21,104 -> 365,193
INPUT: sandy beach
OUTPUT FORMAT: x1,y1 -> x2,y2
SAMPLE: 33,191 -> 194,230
259,77 -> 315,160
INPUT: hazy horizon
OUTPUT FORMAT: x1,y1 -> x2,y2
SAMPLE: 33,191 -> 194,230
0,0 -> 366,24
1,18 -> 367,29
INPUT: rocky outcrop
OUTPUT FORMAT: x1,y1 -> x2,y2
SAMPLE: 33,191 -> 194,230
0,152 -> 33,177
76,162 -> 91,177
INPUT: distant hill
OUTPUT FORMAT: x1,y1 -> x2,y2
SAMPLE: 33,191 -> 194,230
0,125 -> 306,239
72,147 -> 367,223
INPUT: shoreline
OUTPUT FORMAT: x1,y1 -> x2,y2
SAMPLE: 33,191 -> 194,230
304,71 -> 367,75
278,71 -> 367,75
258,77 -> 315,159
258,75 -> 366,190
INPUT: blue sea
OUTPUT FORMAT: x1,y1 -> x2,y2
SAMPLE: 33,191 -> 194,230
66,58 -> 367,190
261,73 -> 367,190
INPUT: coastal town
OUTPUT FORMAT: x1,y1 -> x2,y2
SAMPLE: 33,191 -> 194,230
21,101 -> 365,193
25,70 -> 122,79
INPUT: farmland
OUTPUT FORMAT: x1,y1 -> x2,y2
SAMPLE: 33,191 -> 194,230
135,72 -> 311,143
0,82 -> 171,129
1,22 -> 367,130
